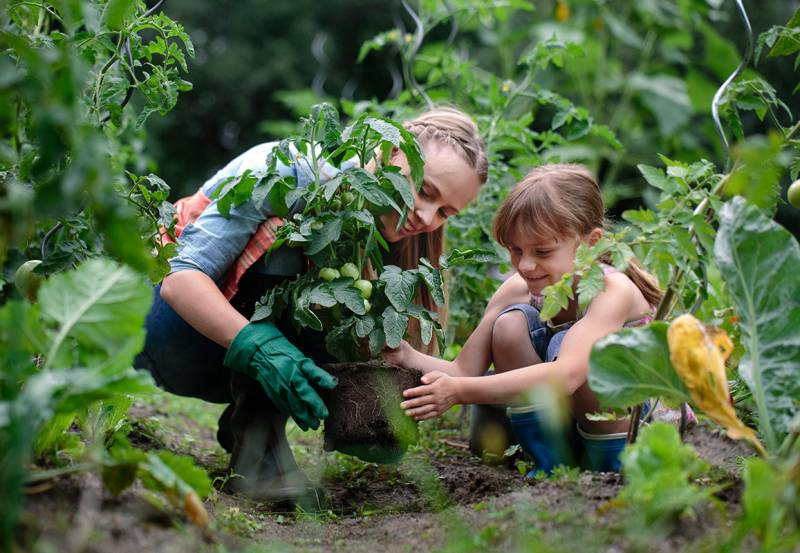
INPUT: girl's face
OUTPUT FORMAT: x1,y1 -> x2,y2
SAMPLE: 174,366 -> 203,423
378,142 -> 481,243
507,227 -> 603,296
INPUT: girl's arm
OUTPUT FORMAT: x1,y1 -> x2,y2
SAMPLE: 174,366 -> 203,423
402,273 -> 639,419
160,270 -> 249,348
385,273 -> 531,377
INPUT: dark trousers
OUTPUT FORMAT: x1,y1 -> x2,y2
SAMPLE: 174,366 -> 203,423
133,271 -> 334,407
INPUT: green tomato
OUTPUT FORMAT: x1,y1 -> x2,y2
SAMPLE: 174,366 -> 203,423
329,198 -> 342,211
354,279 -> 373,299
363,299 -> 371,313
311,221 -> 324,231
341,191 -> 356,206
788,179 -> 800,208
14,259 -> 43,302
340,262 -> 360,281
319,267 -> 340,282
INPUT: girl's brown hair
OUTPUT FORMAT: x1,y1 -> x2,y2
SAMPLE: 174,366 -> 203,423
493,163 -> 662,306
386,107 -> 488,352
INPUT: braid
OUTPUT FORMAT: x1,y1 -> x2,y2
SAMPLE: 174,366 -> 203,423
403,107 -> 488,184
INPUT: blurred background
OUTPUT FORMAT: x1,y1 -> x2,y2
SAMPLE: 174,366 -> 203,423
147,0 -> 798,206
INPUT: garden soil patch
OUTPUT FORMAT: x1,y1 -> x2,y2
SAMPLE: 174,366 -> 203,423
18,400 -> 753,552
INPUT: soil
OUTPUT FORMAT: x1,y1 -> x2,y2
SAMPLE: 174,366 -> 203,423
320,362 -> 422,464
16,393 -> 763,553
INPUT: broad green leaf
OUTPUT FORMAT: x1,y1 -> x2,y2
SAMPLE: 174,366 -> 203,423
714,198 -> 800,451
322,174 -> 344,201
589,322 -> 692,408
768,10 -> 800,58
37,259 -> 151,370
101,0 -> 137,30
368,328 -> 387,357
355,315 -> 375,338
380,265 -> 418,311
638,164 -> 676,194
382,306 -> 408,349
329,279 -> 366,315
382,169 -> 415,210
309,284 -> 337,307
418,259 -> 445,306
294,287 -> 323,331
576,263 -> 605,311
439,248 -> 498,269
305,218 -> 343,255
348,169 -> 402,213
366,118 -> 401,146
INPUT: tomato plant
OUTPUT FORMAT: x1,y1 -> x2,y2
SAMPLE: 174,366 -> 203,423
211,102 -> 495,360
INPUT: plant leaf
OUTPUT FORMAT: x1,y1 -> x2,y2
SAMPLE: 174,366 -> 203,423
667,314 -> 765,455
589,322 -> 692,408
37,258 -> 152,370
382,306 -> 408,349
379,265 -> 418,311
714,197 -> 800,451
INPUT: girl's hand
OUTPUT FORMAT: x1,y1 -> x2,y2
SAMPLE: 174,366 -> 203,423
400,371 -> 460,420
382,339 -> 411,368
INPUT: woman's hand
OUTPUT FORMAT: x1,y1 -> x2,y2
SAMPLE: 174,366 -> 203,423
382,339 -> 412,368
400,371 -> 461,420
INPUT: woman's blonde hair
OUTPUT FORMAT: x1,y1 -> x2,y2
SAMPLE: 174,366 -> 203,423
493,163 -> 662,306
386,106 -> 488,352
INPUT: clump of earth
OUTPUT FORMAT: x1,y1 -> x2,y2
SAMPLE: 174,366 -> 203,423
320,361 -> 422,464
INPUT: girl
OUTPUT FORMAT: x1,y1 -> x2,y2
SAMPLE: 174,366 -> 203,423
134,107 -> 488,500
386,163 -> 661,473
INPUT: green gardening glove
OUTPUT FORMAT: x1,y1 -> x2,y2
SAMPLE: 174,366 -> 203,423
224,321 -> 337,431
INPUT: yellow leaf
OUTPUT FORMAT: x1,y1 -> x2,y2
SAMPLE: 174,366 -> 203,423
555,0 -> 570,22
667,314 -> 765,456
183,491 -> 209,528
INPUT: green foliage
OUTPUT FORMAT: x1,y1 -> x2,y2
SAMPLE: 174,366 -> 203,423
714,198 -> 800,451
1,0 -> 191,277
229,104 -> 494,360
0,257 -> 154,546
589,322 -> 691,408
616,423 -> 714,529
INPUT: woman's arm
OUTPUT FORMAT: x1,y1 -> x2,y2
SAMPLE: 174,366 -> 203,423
160,270 -> 249,348
385,273 -> 531,377
402,273 -> 638,418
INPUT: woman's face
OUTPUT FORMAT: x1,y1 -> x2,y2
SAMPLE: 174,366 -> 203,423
378,142 -> 481,242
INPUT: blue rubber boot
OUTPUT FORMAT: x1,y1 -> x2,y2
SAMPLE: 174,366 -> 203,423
577,426 -> 627,472
507,406 -> 575,476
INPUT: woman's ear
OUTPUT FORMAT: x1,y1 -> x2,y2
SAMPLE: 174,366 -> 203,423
587,227 -> 604,246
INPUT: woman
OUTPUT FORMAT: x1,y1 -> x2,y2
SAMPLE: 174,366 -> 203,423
134,107 -> 488,501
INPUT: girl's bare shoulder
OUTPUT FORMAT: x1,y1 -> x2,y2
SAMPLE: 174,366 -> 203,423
598,270 -> 652,319
487,273 -> 530,311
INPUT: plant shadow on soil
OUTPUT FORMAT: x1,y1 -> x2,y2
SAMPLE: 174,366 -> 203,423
18,385 -> 755,553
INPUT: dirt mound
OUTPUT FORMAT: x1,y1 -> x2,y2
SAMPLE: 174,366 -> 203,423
320,362 -> 422,464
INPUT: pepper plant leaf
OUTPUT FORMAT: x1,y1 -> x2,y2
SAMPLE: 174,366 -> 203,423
589,322 -> 692,408
714,197 -> 800,451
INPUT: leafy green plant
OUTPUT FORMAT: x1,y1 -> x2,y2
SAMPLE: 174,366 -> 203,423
612,423 -> 715,531
0,1 -> 209,546
215,103 -> 494,360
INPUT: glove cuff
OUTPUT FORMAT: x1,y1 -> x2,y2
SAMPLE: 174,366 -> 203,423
223,320 -> 283,370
